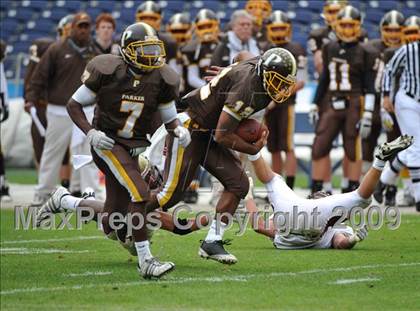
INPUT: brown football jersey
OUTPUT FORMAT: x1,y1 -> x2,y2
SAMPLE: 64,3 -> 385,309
24,37 -> 55,98
363,39 -> 388,94
308,26 -> 368,53
322,41 -> 376,95
158,31 -> 178,64
183,57 -> 271,130
182,39 -> 218,80
264,41 -> 306,103
83,54 -> 180,148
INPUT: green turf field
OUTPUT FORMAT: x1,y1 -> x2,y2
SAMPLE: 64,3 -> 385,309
1,209 -> 419,310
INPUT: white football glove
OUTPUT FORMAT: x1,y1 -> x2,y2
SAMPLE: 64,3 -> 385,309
380,108 -> 394,132
174,125 -> 191,148
349,225 -> 368,244
308,104 -> 319,127
359,111 -> 373,139
87,129 -> 115,150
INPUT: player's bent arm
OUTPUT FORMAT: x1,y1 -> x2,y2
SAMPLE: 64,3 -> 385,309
245,198 -> 275,239
159,101 -> 191,147
248,153 -> 275,184
215,111 -> 263,155
67,84 -> 97,134
187,65 -> 206,89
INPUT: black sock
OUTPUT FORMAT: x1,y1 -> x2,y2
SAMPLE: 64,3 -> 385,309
311,180 -> 323,194
61,179 -> 70,189
286,176 -> 295,189
172,218 -> 192,235
347,180 -> 360,192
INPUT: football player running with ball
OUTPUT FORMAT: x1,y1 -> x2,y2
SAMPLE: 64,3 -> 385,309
66,23 -> 191,279
144,47 -> 298,265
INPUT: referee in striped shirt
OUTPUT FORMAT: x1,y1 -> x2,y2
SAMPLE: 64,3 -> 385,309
381,39 -> 420,211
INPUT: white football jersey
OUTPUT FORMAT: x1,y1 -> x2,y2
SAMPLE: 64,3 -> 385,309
266,175 -> 369,249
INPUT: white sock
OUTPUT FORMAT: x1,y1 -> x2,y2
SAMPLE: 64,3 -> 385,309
372,158 -> 385,171
205,220 -> 227,242
380,165 -> 398,185
61,195 -> 83,211
402,178 -> 412,190
135,240 -> 152,265
412,182 -> 420,202
324,182 -> 332,192
341,178 -> 349,189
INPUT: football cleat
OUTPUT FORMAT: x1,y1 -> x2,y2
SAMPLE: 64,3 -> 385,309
35,186 -> 70,227
375,135 -> 413,162
399,187 -> 415,207
82,187 -> 95,200
199,239 -> 238,265
385,185 -> 397,207
0,185 -> 12,203
373,181 -> 386,204
137,257 -> 175,279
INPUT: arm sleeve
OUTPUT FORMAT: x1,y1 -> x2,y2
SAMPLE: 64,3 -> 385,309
210,42 -> 226,67
363,49 -> 377,96
187,64 -> 206,89
382,45 -> 406,96
71,84 -> 97,106
158,101 -> 177,124
25,44 -> 55,103
313,45 -> 330,106
296,44 -> 308,83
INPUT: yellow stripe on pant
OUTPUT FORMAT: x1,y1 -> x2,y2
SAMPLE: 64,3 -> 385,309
157,119 -> 191,207
99,149 -> 143,202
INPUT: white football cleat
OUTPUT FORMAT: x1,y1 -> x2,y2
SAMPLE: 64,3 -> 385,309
36,186 -> 70,227
375,135 -> 413,162
138,257 -> 175,279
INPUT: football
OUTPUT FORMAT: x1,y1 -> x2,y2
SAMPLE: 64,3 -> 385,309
235,119 -> 268,143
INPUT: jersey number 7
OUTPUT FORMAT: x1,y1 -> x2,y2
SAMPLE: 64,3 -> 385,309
117,100 -> 145,138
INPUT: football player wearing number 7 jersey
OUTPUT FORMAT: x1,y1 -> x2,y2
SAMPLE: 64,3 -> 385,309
144,47 -> 297,265
311,5 -> 377,195
67,23 -> 191,279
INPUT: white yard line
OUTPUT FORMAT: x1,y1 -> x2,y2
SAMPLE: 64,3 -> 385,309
0,247 -> 91,255
1,262 -> 419,296
0,235 -> 104,245
64,271 -> 113,277
329,277 -> 381,285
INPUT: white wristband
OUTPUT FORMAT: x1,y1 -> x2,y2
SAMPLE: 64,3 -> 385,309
248,152 -> 261,162
364,94 -> 375,112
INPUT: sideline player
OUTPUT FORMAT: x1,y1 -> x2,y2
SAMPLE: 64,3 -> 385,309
245,135 -> 413,249
66,22 -> 191,279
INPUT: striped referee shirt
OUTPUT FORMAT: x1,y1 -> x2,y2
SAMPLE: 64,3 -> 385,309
382,41 -> 420,101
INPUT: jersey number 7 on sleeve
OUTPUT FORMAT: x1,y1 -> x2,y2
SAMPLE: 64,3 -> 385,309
328,61 -> 351,91
117,100 -> 145,138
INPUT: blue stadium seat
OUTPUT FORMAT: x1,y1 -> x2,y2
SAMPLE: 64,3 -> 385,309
55,0 -> 81,12
271,0 -> 289,11
163,0 -> 185,11
1,19 -> 19,35
20,0 -> 49,11
364,8 -> 386,25
13,7 -> 35,21
86,7 -> 108,17
401,8 -> 418,18
291,10 -> 316,25
49,8 -> 74,21
28,19 -> 56,33
305,0 -> 324,12
369,0 -> 400,11
12,41 -> 30,53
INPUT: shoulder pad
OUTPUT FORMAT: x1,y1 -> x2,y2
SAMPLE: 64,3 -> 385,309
88,54 -> 125,75
159,64 -> 180,86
